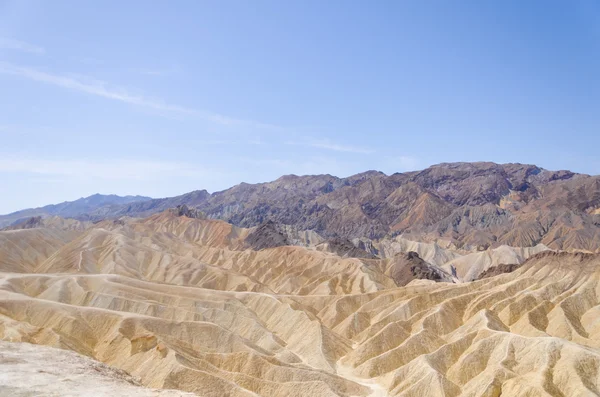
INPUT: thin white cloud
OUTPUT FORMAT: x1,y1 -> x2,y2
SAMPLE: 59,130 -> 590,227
0,61 -> 281,130
286,139 -> 374,154
0,156 -> 204,181
0,38 -> 45,54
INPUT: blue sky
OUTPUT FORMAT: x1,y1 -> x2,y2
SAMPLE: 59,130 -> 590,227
0,0 -> 599,214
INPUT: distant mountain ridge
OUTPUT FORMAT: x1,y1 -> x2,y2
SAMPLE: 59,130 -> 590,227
3,162 -> 600,252
0,193 -> 151,228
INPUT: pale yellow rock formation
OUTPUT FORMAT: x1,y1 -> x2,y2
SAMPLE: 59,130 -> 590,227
442,244 -> 550,281
1,212 -> 600,396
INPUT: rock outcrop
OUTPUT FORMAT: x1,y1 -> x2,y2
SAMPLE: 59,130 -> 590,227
389,251 -> 454,286
245,220 -> 290,250
475,263 -> 522,279
168,204 -> 205,219
316,238 -> 376,259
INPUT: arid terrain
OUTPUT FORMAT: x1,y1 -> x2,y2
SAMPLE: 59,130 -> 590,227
1,162 -> 600,396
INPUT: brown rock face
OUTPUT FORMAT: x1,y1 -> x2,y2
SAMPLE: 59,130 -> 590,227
390,251 -> 454,286
168,205 -> 205,219
3,216 -> 44,230
316,238 -> 376,259
245,220 -> 290,250
475,263 -> 522,280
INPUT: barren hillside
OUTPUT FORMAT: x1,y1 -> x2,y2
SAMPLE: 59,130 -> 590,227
1,209 -> 600,396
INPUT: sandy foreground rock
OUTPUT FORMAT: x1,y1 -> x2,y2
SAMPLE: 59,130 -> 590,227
0,340 -> 196,396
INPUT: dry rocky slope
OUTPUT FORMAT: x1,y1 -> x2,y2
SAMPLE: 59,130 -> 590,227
2,210 -> 600,396
3,162 -> 598,253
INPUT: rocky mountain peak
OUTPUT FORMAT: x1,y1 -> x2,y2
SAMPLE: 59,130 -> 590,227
169,205 -> 205,219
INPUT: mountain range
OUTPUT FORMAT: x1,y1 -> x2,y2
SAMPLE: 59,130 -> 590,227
0,193 -> 151,228
3,162 -> 600,252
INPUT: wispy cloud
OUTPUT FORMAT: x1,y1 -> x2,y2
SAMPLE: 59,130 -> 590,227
286,138 -> 374,154
0,156 -> 204,181
0,61 -> 281,129
0,61 -> 197,113
0,38 -> 45,54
